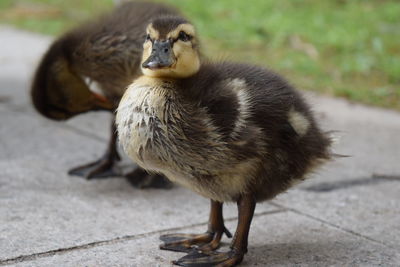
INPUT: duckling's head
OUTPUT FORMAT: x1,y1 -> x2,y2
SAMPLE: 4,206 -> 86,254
141,16 -> 200,79
31,39 -> 113,120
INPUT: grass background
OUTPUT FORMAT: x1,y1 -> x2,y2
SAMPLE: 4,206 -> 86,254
1,0 -> 399,110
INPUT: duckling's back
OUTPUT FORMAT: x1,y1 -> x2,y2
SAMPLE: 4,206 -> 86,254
181,62 -> 332,201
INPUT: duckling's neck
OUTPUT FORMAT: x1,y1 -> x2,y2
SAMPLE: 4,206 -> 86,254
120,75 -> 183,124
129,75 -> 168,89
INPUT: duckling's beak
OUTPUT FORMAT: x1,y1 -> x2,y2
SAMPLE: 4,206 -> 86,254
84,78 -> 114,110
142,40 -> 175,69
91,92 -> 114,110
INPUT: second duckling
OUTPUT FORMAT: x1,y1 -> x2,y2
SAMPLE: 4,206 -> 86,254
116,16 -> 332,266
31,1 -> 180,187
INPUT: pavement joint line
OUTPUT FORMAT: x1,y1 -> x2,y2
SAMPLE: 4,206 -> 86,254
0,208 -> 286,265
269,201 -> 395,249
2,102 -> 108,143
62,123 -> 108,143
1,102 -> 29,114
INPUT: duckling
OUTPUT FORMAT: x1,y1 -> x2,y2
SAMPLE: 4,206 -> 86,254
116,16 -> 332,266
31,1 -> 179,187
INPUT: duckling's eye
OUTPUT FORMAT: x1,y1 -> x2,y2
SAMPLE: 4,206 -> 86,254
178,31 -> 191,42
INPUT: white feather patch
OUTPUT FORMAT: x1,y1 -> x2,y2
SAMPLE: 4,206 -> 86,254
226,78 -> 251,136
288,109 -> 310,136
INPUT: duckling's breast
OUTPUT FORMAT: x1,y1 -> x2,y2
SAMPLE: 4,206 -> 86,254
116,81 -> 169,169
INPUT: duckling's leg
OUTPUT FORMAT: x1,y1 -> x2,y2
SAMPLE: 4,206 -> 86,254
68,119 -> 120,179
160,200 -> 232,253
173,195 -> 256,267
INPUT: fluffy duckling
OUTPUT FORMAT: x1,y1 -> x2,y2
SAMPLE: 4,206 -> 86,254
31,1 -> 179,187
116,16 -> 332,266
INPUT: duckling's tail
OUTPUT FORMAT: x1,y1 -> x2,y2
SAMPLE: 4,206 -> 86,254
325,130 -> 351,158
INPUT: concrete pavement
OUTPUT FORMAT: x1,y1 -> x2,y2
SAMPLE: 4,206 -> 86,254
1,26 -> 399,266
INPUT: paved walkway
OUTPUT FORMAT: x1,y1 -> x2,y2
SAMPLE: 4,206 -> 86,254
1,26 -> 399,266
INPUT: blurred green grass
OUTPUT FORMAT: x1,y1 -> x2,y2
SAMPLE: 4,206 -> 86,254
1,0 -> 399,110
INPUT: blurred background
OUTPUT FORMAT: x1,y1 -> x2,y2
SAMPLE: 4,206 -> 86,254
0,0 -> 399,110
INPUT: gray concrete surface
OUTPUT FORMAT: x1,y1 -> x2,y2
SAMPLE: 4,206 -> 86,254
1,26 -> 399,266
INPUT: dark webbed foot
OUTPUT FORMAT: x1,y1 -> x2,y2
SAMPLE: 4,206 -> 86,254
160,228 -> 231,253
160,201 -> 231,253
69,118 -> 120,179
68,153 -> 119,179
160,232 -> 215,253
173,249 -> 244,267
125,168 -> 173,189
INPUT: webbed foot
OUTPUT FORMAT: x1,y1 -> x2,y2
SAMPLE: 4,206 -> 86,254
68,121 -> 120,179
173,249 -> 244,267
68,153 -> 119,179
125,168 -> 172,189
160,227 -> 232,253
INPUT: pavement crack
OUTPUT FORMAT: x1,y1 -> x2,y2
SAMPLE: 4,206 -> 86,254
0,208 -> 285,266
62,124 -> 108,143
0,95 -> 11,103
269,201 -> 395,249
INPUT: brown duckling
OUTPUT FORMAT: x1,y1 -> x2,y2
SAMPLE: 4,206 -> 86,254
116,16 -> 332,266
31,1 -> 179,187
